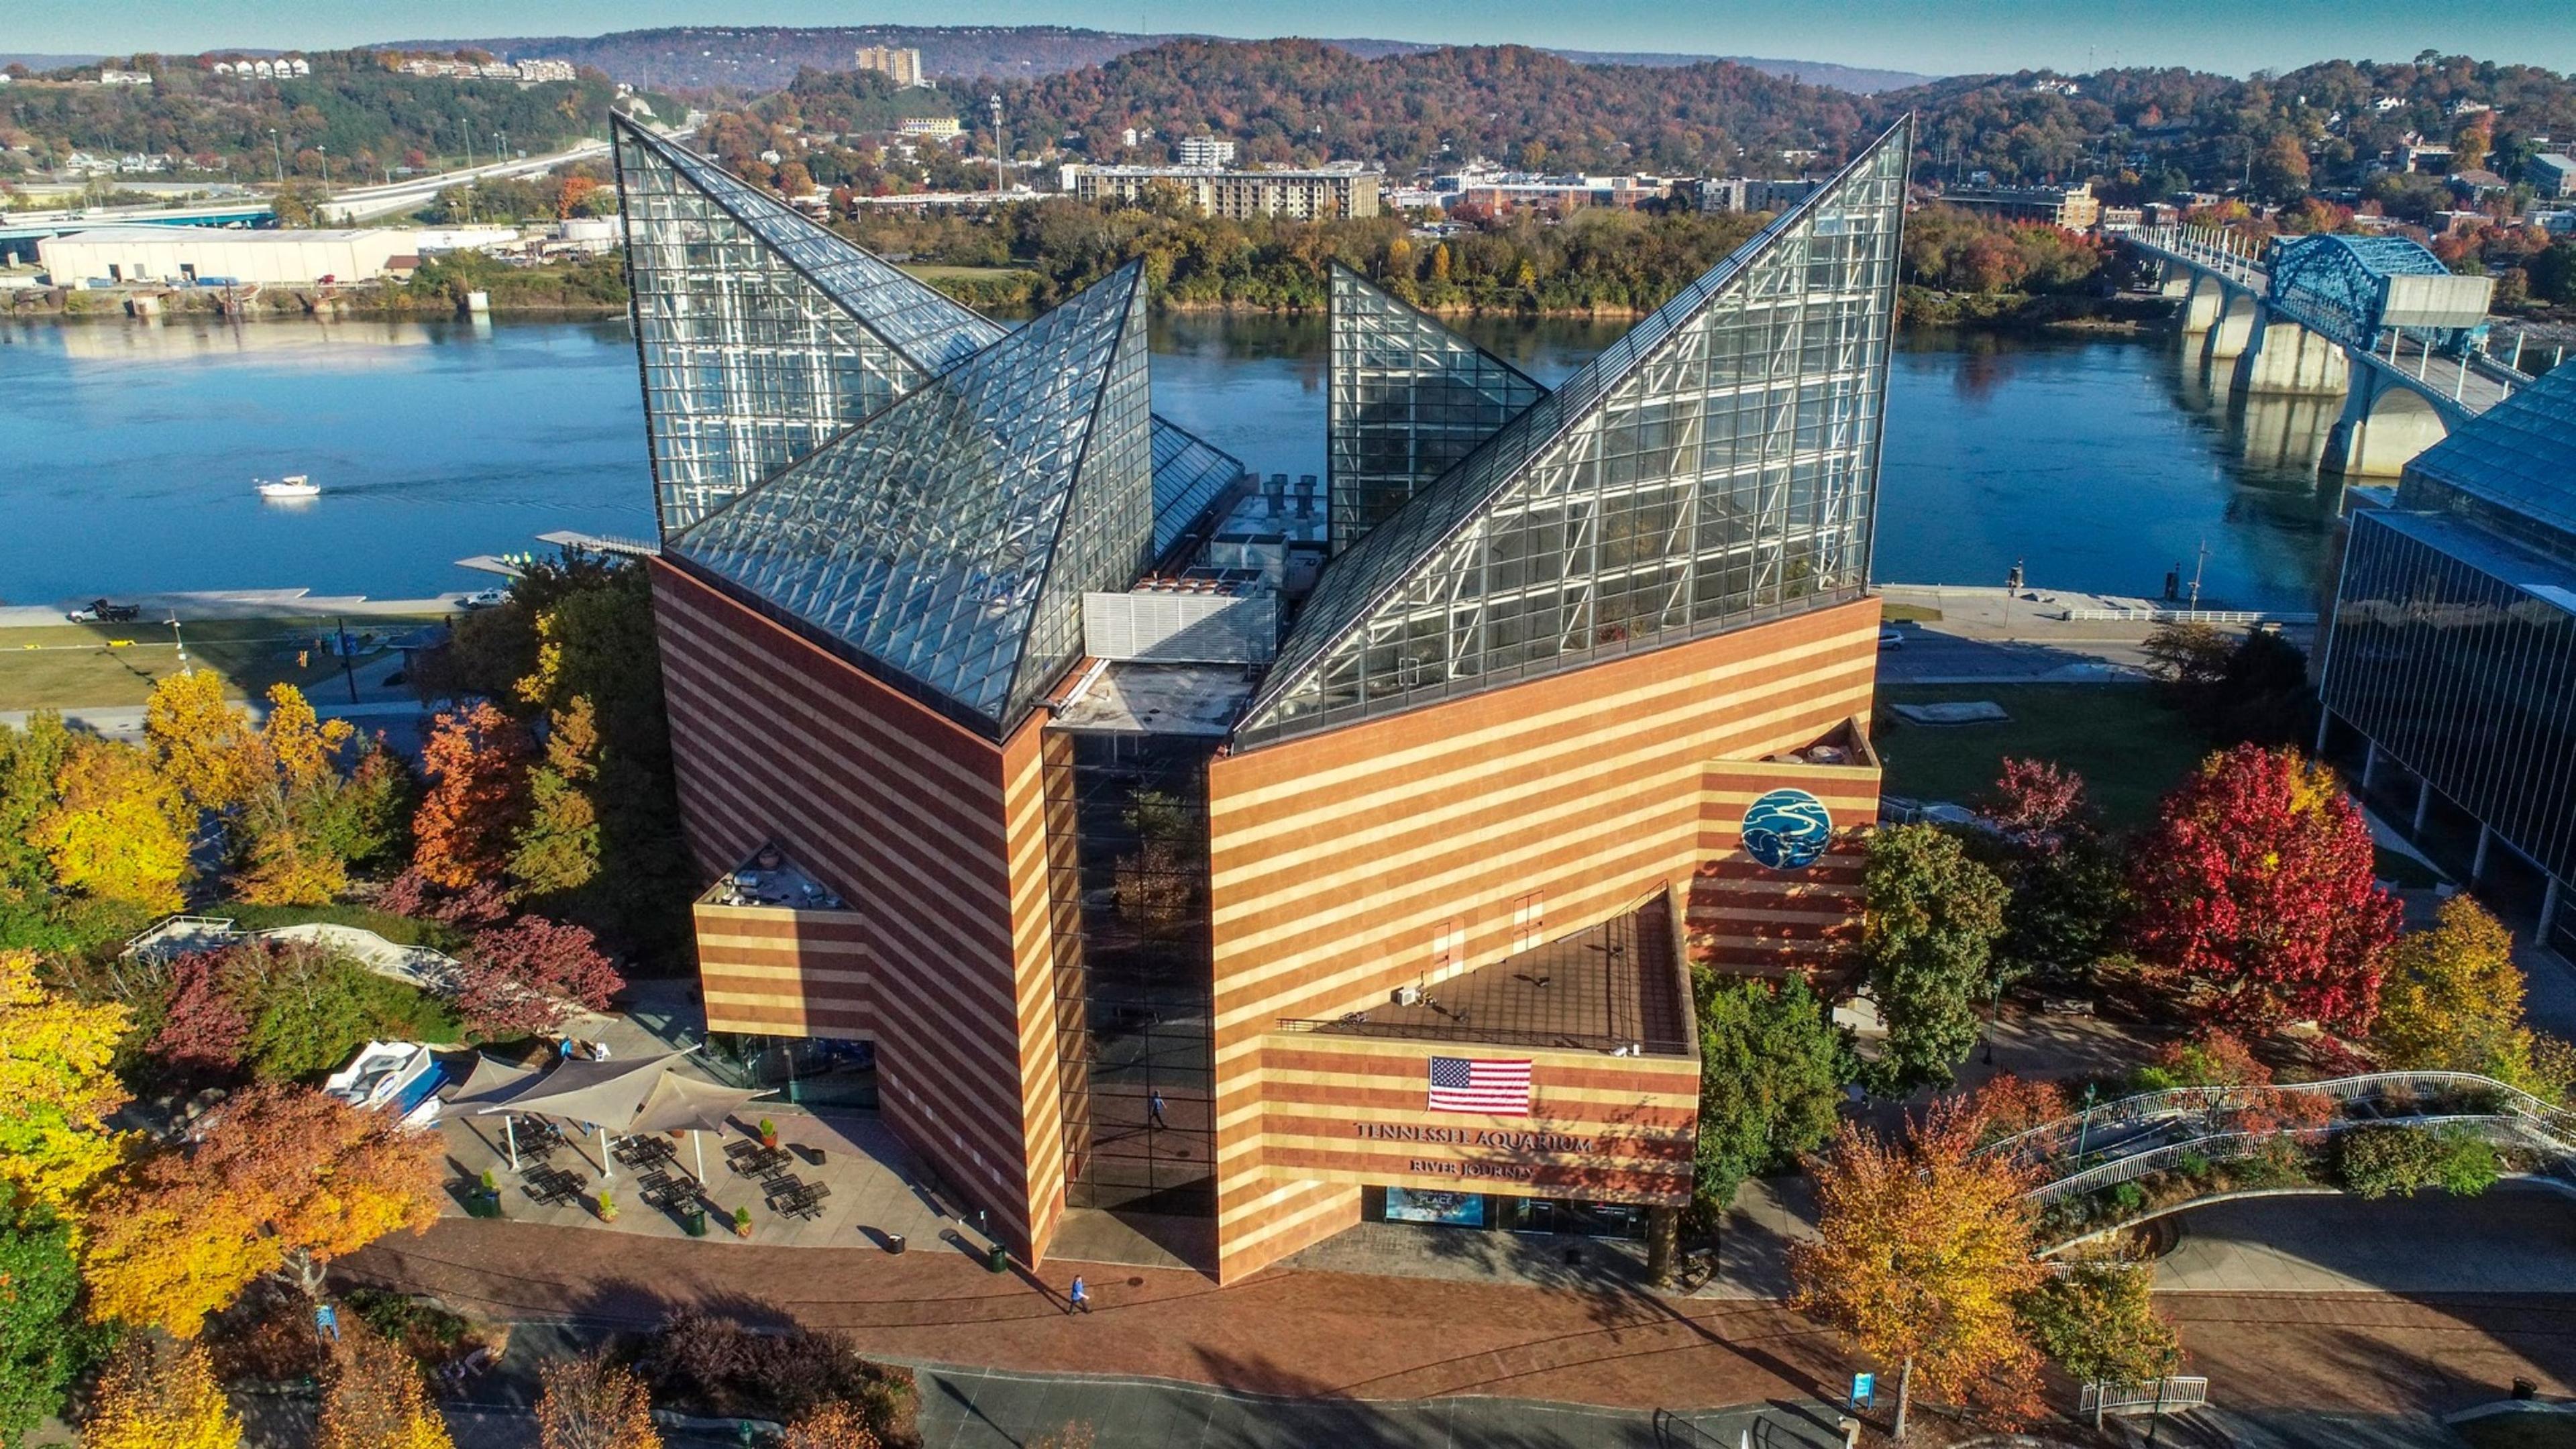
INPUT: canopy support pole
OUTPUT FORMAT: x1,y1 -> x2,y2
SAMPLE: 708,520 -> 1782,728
599,1124 -> 614,1183
505,1114 -> 519,1173
693,1130 -> 705,1183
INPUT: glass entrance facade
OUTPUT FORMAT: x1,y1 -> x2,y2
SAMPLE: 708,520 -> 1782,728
1044,731 -> 1218,1216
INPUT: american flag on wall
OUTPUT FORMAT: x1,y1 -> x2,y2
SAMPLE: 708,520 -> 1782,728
1428,1057 -> 1532,1115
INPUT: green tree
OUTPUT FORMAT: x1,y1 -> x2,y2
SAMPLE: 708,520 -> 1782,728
0,1212 -> 90,1448
1690,974 -> 1844,1213
1863,824 -> 2010,1093
2336,1124 -> 2500,1199
2015,1262 -> 2181,1385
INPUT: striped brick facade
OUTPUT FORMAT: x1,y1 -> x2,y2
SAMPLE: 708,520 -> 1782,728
1201,599 -> 1881,1280
651,560 -> 1067,1259
1256,1032 -> 1699,1203
1688,754 -> 1879,982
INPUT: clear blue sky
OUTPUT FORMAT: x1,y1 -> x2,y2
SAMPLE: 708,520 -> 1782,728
25,0 -> 2576,78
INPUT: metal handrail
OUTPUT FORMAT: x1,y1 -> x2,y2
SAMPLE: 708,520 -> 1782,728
1984,1069 -> 2576,1167
1271,1015 -> 1693,1058
2029,1112 -> 2565,1203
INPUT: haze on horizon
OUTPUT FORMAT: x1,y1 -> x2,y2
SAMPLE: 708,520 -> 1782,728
26,0 -> 2576,80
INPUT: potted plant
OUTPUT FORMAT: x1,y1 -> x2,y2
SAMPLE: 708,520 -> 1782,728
758,1118 -> 780,1149
732,1206 -> 754,1239
470,1169 -> 503,1219
596,1190 -> 618,1223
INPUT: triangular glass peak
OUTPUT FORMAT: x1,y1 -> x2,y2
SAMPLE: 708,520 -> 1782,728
1238,118 -> 1913,746
1327,264 -> 1548,555
667,264 -> 1156,735
611,115 -> 1243,550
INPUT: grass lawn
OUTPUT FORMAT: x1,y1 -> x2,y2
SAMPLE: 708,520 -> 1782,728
1875,683 -> 2213,830
0,616 -> 436,710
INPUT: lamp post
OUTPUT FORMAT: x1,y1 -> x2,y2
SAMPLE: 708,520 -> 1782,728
268,127 -> 284,185
989,93 -> 1004,194
317,144 -> 330,189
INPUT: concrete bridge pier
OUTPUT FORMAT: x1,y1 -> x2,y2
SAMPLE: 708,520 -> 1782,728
2155,260 -> 2196,299
2202,292 -> 2261,362
2323,370 -> 2451,477
2234,309 -> 2351,396
2179,274 -> 2229,333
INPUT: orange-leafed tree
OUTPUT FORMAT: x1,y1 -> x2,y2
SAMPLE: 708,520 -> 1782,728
81,1084 -> 441,1334
318,1322 -> 456,1449
536,1352 -> 661,1449
1790,1100 -> 2045,1438
556,174 -> 601,219
83,1335 -> 243,1449
412,701 -> 532,890
34,736 -> 191,913
777,1401 -> 881,1449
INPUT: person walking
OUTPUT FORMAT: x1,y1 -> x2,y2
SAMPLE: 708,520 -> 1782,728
1068,1275 -> 1090,1314
1147,1090 -> 1167,1130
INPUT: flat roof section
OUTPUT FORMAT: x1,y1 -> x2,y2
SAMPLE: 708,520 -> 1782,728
1052,660 -> 1258,736
1297,893 -> 1692,1057
700,843 -> 849,911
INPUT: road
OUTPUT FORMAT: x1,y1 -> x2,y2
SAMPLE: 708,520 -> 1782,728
320,141 -> 614,223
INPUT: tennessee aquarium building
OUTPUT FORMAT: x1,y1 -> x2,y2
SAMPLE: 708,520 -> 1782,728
609,114 -> 1909,1280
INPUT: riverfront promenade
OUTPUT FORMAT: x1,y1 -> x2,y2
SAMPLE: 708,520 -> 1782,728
1877,583 -> 2318,686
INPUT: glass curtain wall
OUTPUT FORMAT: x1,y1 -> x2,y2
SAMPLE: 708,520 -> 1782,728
614,123 -> 933,537
665,266 -> 1153,733
1237,120 -> 1908,745
1044,730 -> 1218,1217
1327,265 -> 1547,554
2322,509 -> 2576,887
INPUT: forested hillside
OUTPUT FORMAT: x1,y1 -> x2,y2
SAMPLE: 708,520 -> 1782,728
0,51 -> 670,182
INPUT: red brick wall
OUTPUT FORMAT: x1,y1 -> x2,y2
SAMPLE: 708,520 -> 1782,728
1202,600 -> 1880,1279
651,561 -> 1065,1257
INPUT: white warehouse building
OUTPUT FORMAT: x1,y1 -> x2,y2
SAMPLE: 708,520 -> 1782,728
36,227 -> 519,286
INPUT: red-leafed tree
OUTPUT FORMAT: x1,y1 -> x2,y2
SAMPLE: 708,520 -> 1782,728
411,702 -> 531,890
452,914 -> 623,1036
1982,757 -> 2088,841
2129,745 -> 2398,1032
150,950 -> 252,1073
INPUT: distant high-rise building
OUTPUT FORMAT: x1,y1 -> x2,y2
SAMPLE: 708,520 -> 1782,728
854,44 -> 924,88
1175,135 -> 1236,167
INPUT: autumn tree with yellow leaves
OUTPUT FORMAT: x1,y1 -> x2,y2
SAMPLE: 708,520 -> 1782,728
32,737 -> 191,915
83,1336 -> 242,1449
535,1352 -> 661,1449
2375,895 -> 2574,1097
140,675 -> 409,907
776,1401 -> 881,1449
1790,1100 -> 2045,1439
317,1322 -> 456,1449
82,1084 -> 440,1335
0,950 -> 131,1218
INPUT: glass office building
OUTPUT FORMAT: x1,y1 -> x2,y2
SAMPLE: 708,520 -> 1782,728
1240,120 -> 1908,745
2320,363 -> 2576,947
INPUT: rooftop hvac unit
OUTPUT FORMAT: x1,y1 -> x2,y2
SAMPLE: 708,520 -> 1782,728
1392,985 -> 1424,1006
1081,588 -> 1279,663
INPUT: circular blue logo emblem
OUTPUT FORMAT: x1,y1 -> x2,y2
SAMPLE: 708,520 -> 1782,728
1742,788 -> 1834,871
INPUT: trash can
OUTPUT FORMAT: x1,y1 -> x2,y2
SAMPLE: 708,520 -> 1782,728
683,1208 -> 708,1238
985,1242 -> 1010,1274
884,1232 -> 906,1254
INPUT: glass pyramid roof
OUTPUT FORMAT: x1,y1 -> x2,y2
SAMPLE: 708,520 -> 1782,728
1328,264 -> 1548,555
667,263 -> 1156,734
614,116 -> 1242,546
1236,119 -> 1911,746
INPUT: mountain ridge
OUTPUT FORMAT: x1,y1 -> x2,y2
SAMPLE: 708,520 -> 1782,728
360,24 -> 1933,95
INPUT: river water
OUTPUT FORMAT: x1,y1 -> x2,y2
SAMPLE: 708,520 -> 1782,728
0,311 -> 2347,610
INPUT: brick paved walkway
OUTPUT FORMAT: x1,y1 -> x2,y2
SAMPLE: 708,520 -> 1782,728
340,1220 -> 1847,1411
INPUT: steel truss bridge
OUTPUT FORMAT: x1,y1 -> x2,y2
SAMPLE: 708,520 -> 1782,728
2123,225 -> 2546,476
